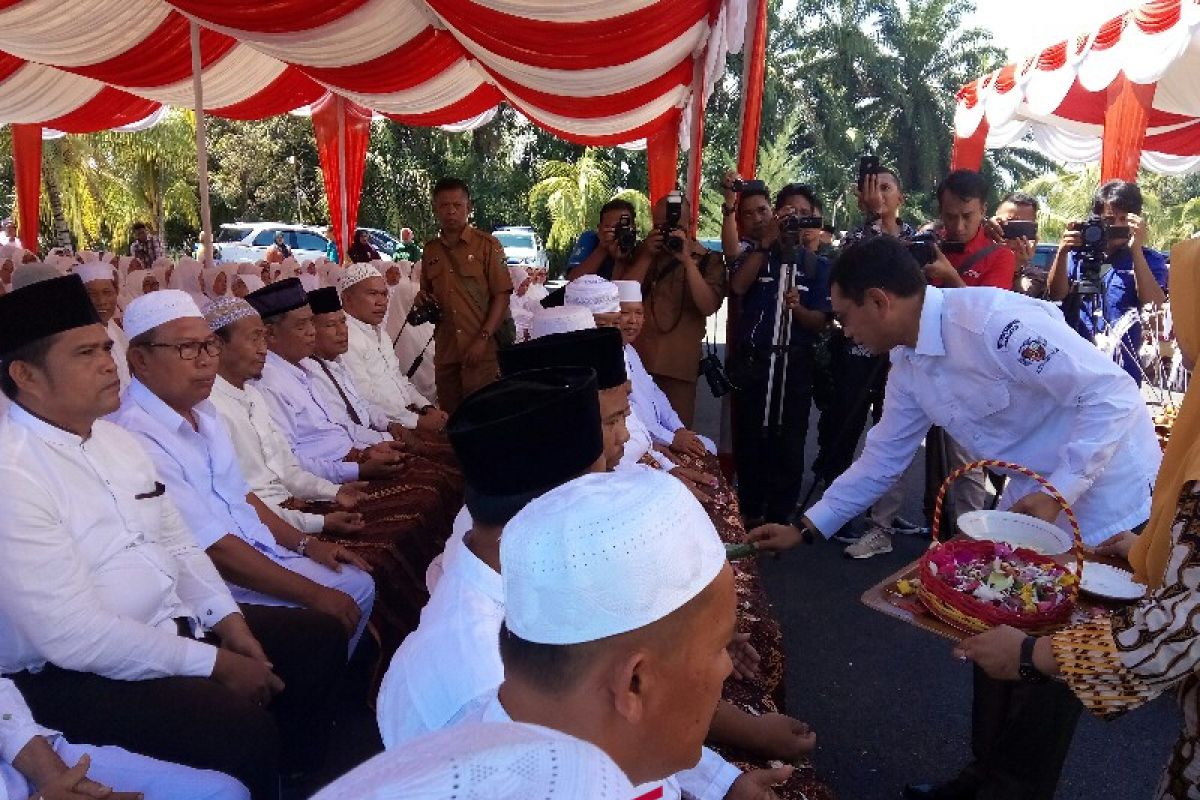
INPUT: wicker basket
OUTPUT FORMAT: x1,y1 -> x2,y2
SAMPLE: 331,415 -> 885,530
916,460 -> 1084,635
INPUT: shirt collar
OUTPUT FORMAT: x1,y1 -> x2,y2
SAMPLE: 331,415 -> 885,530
438,225 -> 478,249
127,381 -> 214,434
8,402 -> 87,448
265,350 -> 307,382
345,313 -> 378,336
912,286 -> 946,357
441,531 -> 504,605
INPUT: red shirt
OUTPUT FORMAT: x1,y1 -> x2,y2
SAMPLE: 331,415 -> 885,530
937,226 -> 1016,289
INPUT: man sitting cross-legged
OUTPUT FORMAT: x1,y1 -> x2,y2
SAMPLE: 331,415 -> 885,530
0,276 -> 347,800
111,289 -> 376,657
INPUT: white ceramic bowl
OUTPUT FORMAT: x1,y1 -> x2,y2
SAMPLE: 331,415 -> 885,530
1079,562 -> 1146,601
957,510 -> 1073,555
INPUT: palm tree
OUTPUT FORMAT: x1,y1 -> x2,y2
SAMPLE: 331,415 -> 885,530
527,148 -> 616,256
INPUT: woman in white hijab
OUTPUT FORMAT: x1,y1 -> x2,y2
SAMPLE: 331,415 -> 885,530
119,268 -> 162,308
200,264 -> 237,299
231,274 -> 265,298
170,258 -> 207,307
299,259 -> 320,292
318,261 -> 342,288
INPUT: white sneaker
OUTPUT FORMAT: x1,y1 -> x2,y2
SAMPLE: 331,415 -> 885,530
844,528 -> 893,559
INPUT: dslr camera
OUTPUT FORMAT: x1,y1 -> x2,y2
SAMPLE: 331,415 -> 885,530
661,191 -> 686,254
906,231 -> 940,266
406,296 -> 443,326
1070,215 -> 1128,295
613,213 -> 637,256
727,177 -> 768,194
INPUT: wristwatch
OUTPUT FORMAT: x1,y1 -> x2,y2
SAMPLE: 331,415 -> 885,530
722,203 -> 737,216
1019,635 -> 1048,683
296,535 -> 313,557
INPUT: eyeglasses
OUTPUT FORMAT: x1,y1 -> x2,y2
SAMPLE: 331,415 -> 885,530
140,338 -> 223,360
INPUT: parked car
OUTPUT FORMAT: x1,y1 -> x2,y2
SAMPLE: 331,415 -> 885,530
494,226 -> 550,270
212,223 -> 332,263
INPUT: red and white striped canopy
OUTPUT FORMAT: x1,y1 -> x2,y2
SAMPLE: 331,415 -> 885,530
954,0 -> 1200,174
0,0 -> 746,145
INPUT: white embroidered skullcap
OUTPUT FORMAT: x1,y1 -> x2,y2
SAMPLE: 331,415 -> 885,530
337,261 -> 383,295
75,262 -> 117,285
502,467 -> 726,645
203,296 -> 259,332
311,722 -> 632,800
613,280 -> 642,303
530,304 -> 595,340
123,289 -> 203,340
564,274 -> 620,314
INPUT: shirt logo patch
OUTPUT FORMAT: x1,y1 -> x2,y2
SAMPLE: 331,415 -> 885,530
996,319 -> 1021,350
1017,336 -> 1059,373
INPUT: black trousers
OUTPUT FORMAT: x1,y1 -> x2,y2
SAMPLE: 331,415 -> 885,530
956,667 -> 1083,800
813,336 -> 887,484
731,345 -> 814,523
11,604 -> 347,800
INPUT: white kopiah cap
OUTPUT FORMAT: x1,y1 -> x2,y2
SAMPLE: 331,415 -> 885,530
337,262 -> 383,296
502,467 -> 726,645
613,280 -> 642,303
123,289 -> 204,340
310,721 -> 633,800
530,304 -> 596,340
565,274 -> 621,314
75,262 -> 117,285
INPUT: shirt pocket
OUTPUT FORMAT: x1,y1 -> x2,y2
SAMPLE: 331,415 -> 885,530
953,379 -> 1011,448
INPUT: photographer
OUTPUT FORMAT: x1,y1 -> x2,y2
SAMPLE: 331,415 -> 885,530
993,192 -> 1044,297
617,193 -> 725,428
1045,180 -> 1168,385
564,198 -> 639,281
728,183 -> 832,526
925,169 -> 1017,290
418,177 -> 513,413
845,166 -> 917,243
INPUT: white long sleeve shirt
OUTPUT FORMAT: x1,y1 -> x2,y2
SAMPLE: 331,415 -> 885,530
343,314 -> 430,429
112,380 -> 295,562
806,286 -> 1161,546
107,319 -> 130,392
625,344 -> 715,453
255,352 -> 363,483
0,405 -> 234,680
210,376 -> 340,534
300,356 -> 392,447
457,692 -> 741,800
376,530 -> 504,750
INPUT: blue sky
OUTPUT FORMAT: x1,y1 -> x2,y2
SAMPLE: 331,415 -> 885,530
963,0 -> 1143,60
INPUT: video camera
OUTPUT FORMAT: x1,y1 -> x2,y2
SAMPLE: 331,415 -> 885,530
906,231 -> 940,266
406,296 -> 443,327
779,215 -> 823,234
1070,215 -> 1128,295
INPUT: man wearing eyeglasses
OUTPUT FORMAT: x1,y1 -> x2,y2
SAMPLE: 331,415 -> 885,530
111,290 -> 377,662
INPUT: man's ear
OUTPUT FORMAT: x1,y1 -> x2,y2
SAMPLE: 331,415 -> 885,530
126,344 -> 149,376
7,359 -> 38,398
864,286 -> 891,314
609,648 -> 651,727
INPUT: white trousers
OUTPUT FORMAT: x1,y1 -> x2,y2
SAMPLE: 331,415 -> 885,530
1,737 -> 249,800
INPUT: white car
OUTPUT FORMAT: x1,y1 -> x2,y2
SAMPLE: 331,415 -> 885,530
494,226 -> 549,270
212,222 -> 332,263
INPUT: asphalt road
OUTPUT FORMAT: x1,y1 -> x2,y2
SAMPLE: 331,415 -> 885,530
692,372 -> 1178,800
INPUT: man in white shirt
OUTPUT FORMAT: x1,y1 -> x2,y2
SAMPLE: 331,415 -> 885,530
613,279 -> 714,456
337,263 -> 449,433
250,281 -> 415,486
0,676 -> 248,800
0,218 -> 21,251
377,366 -> 608,749
203,295 -> 367,539
76,262 -> 130,392
748,235 -> 1161,800
0,275 -> 347,800
112,290 -> 376,656
458,469 -> 794,800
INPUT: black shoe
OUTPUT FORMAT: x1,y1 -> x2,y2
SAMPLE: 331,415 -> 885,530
831,524 -> 861,544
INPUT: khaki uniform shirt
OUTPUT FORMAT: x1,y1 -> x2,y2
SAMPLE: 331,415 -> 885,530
420,226 -> 512,364
635,250 -> 727,383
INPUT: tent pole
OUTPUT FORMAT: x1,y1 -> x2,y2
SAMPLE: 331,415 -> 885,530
337,96 -> 349,262
190,21 -> 213,266
735,0 -> 768,178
